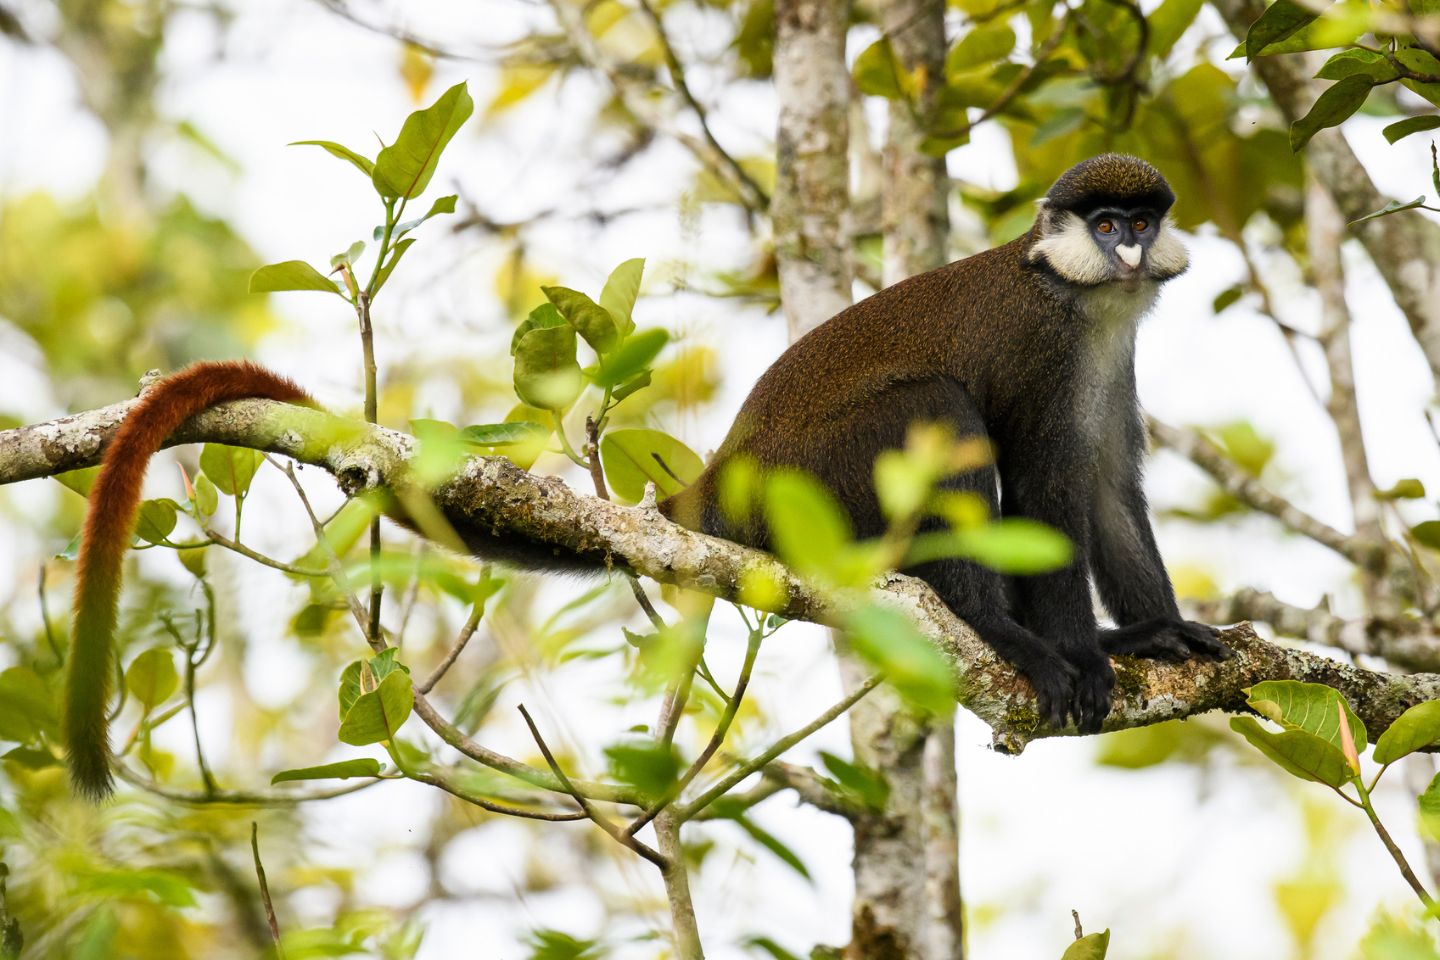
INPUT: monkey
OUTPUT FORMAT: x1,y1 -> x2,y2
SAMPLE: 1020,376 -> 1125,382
61,153 -> 1227,799
660,153 -> 1232,731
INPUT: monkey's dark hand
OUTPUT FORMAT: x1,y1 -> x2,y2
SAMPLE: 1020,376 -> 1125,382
1100,619 -> 1233,662
1063,647 -> 1115,734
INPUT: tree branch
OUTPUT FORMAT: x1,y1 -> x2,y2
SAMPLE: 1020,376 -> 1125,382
6,398 -> 1440,749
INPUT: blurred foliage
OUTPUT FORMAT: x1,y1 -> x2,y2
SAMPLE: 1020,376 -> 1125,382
4,0 -> 1440,952
0,193 -> 280,407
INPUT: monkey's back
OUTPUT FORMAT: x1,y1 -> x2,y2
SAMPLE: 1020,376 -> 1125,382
661,229 -> 1076,538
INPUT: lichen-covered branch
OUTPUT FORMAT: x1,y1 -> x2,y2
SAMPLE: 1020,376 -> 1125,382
4,399 -> 1440,748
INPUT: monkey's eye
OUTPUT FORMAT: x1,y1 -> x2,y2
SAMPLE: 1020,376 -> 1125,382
1133,218 -> 1150,232
1096,220 -> 1116,235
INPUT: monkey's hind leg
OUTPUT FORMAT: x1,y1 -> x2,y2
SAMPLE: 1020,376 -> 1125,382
867,380 -> 1084,728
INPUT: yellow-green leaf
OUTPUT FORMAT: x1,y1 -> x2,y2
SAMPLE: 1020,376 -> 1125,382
599,428 -> 704,503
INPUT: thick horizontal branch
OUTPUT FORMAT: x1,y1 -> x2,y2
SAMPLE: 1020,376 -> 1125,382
5,396 -> 1440,749
1192,587 -> 1440,674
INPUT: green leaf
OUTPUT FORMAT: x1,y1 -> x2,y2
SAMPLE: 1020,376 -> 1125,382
543,285 -> 620,354
1061,930 -> 1111,960
763,470 -> 852,578
1230,716 -> 1351,787
290,140 -> 375,177
1246,679 -> 1367,751
599,428 -> 704,502
200,444 -> 264,497
1212,285 -> 1244,313
330,240 -> 365,268
1149,0 -> 1204,57
461,422 -> 551,446
373,236 -> 417,292
1317,49 -> 1400,82
947,22 -> 1015,73
591,328 -> 669,388
1350,196 -> 1429,224
819,751 -> 890,812
125,648 -> 179,710
338,648 -> 410,718
731,814 -> 812,881
1289,75 -> 1373,151
248,260 -> 341,295
192,475 -> 219,517
523,929 -> 606,960
599,258 -> 645,336
855,38 -> 907,98
372,81 -> 474,199
338,670 -> 414,745
743,937 -> 803,960
513,324 -> 583,411
271,758 -> 383,784
394,194 -> 457,236
1213,421 -> 1275,476
0,667 -> 58,741
79,868 -> 198,908
846,604 -> 955,716
603,738 -> 680,798
907,519 -> 1072,574
1413,520 -> 1440,550
1376,478 -> 1426,500
1384,116 -> 1440,144
177,546 -> 207,579
511,303 -> 567,355
1375,700 -> 1440,764
1246,0 -> 1324,59
1420,771 -> 1440,841
134,498 -> 178,545
610,370 -> 652,403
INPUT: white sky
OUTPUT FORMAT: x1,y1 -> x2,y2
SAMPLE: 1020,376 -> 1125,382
4,0 -> 1440,956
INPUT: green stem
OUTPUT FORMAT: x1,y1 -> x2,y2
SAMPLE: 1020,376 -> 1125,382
1355,777 -> 1438,913
552,411 -> 588,467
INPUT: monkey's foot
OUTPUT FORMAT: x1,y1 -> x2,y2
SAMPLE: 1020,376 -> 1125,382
1100,619 -> 1233,662
1016,652 -> 1080,730
1061,646 -> 1116,734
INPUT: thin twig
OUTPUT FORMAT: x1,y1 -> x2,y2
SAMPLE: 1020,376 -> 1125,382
676,673 -> 884,821
635,0 -> 770,208
627,628 -> 763,837
250,823 -> 286,959
418,602 -> 485,694
517,704 -> 667,867
1149,417 -> 1386,571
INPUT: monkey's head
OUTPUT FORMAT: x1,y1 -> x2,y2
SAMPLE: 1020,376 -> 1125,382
1027,154 -> 1189,289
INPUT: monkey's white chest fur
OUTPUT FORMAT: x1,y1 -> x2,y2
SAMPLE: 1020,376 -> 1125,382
1073,281 -> 1158,439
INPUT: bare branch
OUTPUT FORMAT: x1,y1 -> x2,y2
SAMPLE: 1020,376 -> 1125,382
1149,417 -> 1385,570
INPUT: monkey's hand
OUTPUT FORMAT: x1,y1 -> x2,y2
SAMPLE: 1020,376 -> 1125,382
1099,619 -> 1233,663
1062,646 -> 1115,734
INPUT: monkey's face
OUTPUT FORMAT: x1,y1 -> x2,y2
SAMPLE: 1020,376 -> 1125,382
1029,204 -> 1190,290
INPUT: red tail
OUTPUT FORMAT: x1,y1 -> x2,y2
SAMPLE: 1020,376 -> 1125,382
66,361 -> 311,799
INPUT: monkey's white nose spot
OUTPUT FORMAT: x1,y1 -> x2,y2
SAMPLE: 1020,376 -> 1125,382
1117,244 -> 1142,267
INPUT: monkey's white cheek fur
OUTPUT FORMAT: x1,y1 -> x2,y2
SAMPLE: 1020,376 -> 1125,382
1146,221 -> 1189,278
1116,244 -> 1142,268
1030,211 -> 1111,285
